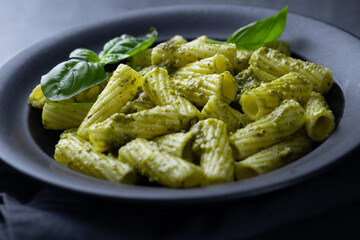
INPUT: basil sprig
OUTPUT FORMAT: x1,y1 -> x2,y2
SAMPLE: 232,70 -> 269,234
41,28 -> 158,101
69,48 -> 100,63
99,27 -> 157,65
209,6 -> 288,50
40,60 -> 108,101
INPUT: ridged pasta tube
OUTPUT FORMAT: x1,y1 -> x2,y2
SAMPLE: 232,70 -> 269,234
171,54 -> 233,79
235,130 -> 313,180
118,138 -> 204,188
249,47 -> 333,94
230,99 -> 306,160
88,105 -> 182,152
234,68 -> 260,103
151,35 -> 187,67
201,95 -> 249,133
240,72 -> 313,120
265,40 -> 291,56
42,102 -> 93,130
120,91 -> 155,114
171,71 -> 237,106
143,67 -> 201,127
235,49 -> 253,73
191,119 -> 234,185
173,41 -> 238,68
305,91 -> 335,142
251,67 -> 277,83
153,132 -> 194,161
29,84 -> 47,109
54,131 -> 137,184
77,64 -> 144,139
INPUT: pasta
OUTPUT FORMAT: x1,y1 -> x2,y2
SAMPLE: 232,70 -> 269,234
153,132 -> 194,161
143,67 -> 202,128
304,91 -> 335,142
171,71 -> 237,106
118,138 -> 204,188
249,47 -> 333,94
171,54 -> 233,79
42,102 -> 93,130
191,119 -> 234,186
55,130 -> 137,184
235,130 -> 313,180
77,64 -> 144,139
201,95 -> 249,133
240,72 -> 313,120
229,99 -> 306,160
88,105 -> 182,152
29,30 -> 336,188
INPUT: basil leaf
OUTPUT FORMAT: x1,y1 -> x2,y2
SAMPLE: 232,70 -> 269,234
69,48 -> 100,63
99,28 -> 157,65
227,6 -> 287,50
41,59 -> 108,101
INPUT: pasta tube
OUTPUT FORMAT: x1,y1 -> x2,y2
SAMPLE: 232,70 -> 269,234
171,71 -> 237,106
29,84 -> 47,109
118,138 -> 204,188
77,64 -> 144,139
230,99 -> 306,160
173,40 -> 238,68
235,130 -> 313,180
151,35 -> 187,67
264,40 -> 291,56
191,119 -> 234,185
55,130 -> 137,184
143,67 -> 201,127
201,95 -> 249,133
235,49 -> 253,73
88,105 -> 182,152
153,132 -> 194,161
249,47 -> 333,94
304,91 -> 335,142
42,102 -> 93,130
171,54 -> 233,79
240,72 -> 313,120
120,91 -> 155,114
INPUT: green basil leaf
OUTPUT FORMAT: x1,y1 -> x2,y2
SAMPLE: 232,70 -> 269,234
69,48 -> 100,63
99,27 -> 157,65
227,6 -> 287,50
41,59 -> 108,101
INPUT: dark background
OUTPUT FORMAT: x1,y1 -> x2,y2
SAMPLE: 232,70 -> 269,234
0,0 -> 360,239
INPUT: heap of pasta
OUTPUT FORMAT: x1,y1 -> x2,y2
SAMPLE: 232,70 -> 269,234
29,35 -> 335,188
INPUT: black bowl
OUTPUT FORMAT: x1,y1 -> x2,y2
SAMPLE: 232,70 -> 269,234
0,5 -> 358,205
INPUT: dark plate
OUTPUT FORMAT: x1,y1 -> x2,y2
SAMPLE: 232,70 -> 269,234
0,5 -> 358,205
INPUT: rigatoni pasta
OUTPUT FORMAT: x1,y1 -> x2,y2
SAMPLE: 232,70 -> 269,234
42,102 -> 93,130
249,47 -> 333,94
29,30 -> 337,188
77,64 -> 144,139
240,72 -> 313,120
88,105 -> 182,152
230,99 -> 306,160
191,119 -> 234,186
118,138 -> 204,188
304,91 -> 335,142
55,130 -> 137,184
235,130 -> 313,180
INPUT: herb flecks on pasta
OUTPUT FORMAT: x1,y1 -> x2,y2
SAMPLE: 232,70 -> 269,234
29,7 -> 336,187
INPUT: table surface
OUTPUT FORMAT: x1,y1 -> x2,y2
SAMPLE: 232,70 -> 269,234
1,0 -> 360,239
